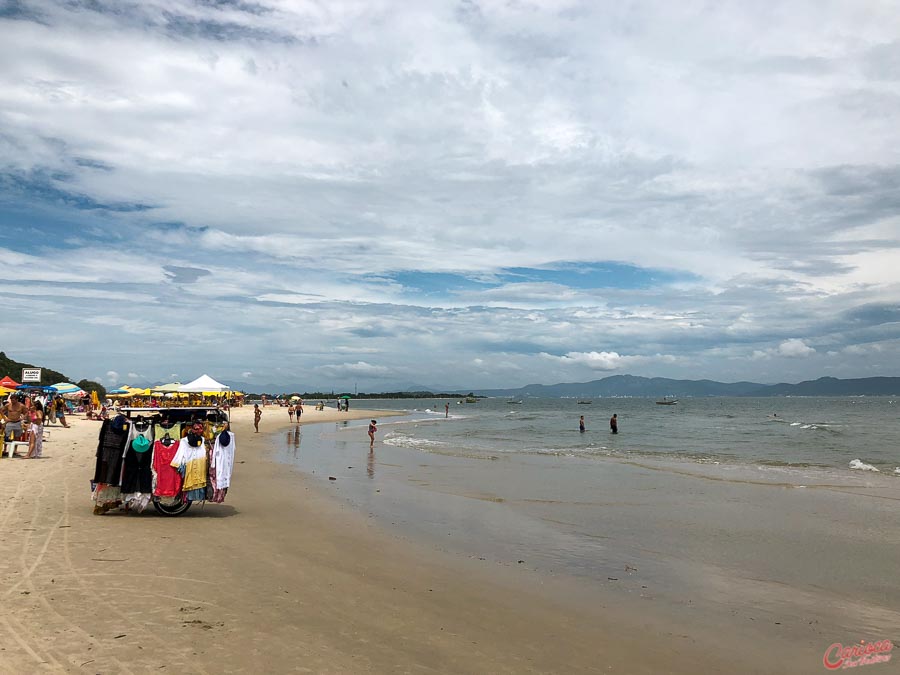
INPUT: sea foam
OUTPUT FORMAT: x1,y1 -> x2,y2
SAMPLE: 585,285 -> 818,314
849,459 -> 880,472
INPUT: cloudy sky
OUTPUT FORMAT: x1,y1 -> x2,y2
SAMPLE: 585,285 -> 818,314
1,0 -> 899,391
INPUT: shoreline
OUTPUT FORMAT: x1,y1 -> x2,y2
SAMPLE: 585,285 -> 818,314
0,403 -> 885,673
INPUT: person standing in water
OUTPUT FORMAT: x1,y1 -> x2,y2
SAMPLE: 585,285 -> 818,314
368,419 -> 377,448
609,413 -> 618,434
445,402 -> 450,418
579,415 -> 585,433
254,404 -> 262,433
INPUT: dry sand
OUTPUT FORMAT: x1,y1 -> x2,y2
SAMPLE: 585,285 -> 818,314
0,405 -> 775,674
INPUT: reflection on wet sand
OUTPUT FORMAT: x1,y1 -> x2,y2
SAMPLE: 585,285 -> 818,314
285,427 -> 301,453
367,449 -> 375,479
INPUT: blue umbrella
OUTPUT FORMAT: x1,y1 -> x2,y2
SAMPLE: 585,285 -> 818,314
16,384 -> 56,392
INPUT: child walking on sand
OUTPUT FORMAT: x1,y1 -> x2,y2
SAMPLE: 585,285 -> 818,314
368,420 -> 377,448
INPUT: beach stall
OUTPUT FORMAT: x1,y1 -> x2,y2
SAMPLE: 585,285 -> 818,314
91,377 -> 235,517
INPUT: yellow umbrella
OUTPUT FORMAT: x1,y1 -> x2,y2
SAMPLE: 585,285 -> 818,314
0,385 -> 15,396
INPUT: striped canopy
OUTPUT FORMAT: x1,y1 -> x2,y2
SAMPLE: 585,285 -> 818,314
51,382 -> 84,395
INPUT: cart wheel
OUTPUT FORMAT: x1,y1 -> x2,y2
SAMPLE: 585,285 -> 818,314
153,500 -> 192,517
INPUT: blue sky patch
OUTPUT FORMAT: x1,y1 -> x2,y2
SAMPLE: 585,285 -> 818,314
373,262 -> 694,298
499,262 -> 694,290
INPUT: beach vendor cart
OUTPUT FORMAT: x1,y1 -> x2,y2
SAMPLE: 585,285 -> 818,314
91,404 -> 235,517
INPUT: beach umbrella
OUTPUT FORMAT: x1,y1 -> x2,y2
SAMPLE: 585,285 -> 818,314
151,382 -> 182,394
51,382 -> 84,395
290,395 -> 300,401
91,390 -> 101,407
0,385 -> 15,395
0,375 -> 20,388
107,387 -> 129,395
340,395 -> 352,399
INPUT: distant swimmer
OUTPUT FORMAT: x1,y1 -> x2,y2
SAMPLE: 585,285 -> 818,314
610,413 -> 618,434
579,415 -> 585,433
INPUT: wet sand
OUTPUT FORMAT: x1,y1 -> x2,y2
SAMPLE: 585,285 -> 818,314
274,414 -> 900,674
2,404 -> 888,673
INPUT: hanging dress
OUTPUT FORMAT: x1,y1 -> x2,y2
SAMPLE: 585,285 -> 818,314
92,416 -> 130,510
207,429 -> 235,503
151,438 -> 183,499
121,419 -> 154,512
171,434 -> 208,502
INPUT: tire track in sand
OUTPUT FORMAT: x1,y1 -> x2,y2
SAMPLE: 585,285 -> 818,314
57,465 -> 213,674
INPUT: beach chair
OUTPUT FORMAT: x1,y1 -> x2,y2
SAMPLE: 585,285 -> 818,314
3,440 -> 29,458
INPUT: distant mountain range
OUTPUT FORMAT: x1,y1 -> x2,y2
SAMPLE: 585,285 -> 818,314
471,375 -> 900,398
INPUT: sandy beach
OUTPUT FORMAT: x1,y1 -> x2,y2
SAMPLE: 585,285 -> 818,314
0,404 -> 880,674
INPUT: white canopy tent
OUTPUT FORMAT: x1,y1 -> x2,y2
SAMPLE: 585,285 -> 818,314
178,375 -> 231,393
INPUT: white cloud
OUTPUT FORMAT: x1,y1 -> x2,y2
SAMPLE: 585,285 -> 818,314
777,339 -> 816,358
106,371 -> 119,385
540,351 -> 678,371
549,351 -> 630,371
314,362 -> 391,378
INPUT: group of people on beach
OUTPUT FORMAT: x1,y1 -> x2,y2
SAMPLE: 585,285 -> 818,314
287,401 -> 303,423
1,391 -> 73,459
579,413 -> 618,434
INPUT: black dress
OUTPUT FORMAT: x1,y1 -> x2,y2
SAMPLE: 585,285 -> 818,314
93,417 -> 129,485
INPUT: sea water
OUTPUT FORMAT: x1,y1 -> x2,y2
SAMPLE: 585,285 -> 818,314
360,396 -> 900,474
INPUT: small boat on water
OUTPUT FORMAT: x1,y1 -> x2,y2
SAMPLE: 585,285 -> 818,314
577,400 -> 592,404
506,399 -> 523,405
656,397 -> 678,405
465,396 -> 477,403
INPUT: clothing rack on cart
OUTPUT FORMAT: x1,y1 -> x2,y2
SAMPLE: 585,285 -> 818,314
92,405 -> 235,517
